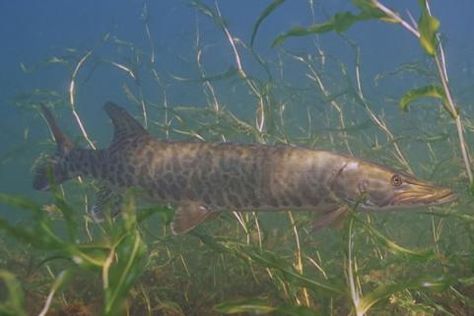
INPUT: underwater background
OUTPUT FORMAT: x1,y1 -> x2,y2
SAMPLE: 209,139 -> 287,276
0,0 -> 474,315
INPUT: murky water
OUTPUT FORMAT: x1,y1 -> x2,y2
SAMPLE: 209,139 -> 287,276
0,1 -> 473,315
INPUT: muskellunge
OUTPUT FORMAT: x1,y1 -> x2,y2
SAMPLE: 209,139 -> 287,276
33,102 -> 456,234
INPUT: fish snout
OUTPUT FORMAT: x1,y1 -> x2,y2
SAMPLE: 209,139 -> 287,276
390,183 -> 456,207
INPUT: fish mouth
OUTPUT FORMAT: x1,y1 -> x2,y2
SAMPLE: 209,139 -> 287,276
389,183 -> 457,208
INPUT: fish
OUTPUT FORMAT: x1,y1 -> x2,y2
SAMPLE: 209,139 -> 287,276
33,102 -> 456,234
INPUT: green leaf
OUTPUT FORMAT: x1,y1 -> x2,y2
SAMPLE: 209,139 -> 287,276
214,298 -> 317,316
214,298 -> 276,314
251,0 -> 286,48
0,218 -> 55,249
418,0 -> 440,56
425,211 -> 474,224
352,0 -> 397,22
103,229 -> 147,315
275,305 -> 319,316
361,219 -> 434,260
353,0 -> 378,11
272,12 -> 362,46
399,85 -> 445,112
52,194 -> 78,241
137,205 -> 174,224
272,0 -> 398,47
221,241 -> 343,295
195,232 -> 343,296
0,270 -> 27,316
0,193 -> 40,211
333,12 -> 363,32
357,276 -> 452,314
190,0 -> 226,29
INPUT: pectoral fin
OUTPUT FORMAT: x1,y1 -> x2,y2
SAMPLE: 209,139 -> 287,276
171,202 -> 215,235
312,205 -> 349,232
89,185 -> 123,222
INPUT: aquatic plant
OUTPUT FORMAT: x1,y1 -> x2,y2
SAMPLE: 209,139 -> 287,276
0,191 -> 155,315
273,0 -> 473,185
1,0 -> 473,315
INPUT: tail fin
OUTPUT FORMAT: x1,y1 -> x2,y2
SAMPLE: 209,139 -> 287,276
33,105 -> 75,191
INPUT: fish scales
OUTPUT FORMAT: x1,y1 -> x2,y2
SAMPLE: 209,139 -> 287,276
33,102 -> 456,234
62,137 -> 343,211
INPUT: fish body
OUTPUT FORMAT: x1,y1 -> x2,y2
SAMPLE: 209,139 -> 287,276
34,102 -> 455,234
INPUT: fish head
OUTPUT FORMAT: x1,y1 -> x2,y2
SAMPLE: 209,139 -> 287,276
331,160 -> 456,210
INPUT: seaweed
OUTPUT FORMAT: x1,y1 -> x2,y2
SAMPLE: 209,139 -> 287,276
1,0 -> 473,315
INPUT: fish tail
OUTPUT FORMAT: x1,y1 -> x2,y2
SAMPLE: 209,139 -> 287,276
33,105 -> 75,191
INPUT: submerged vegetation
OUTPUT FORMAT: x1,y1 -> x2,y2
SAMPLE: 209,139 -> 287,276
1,0 -> 474,315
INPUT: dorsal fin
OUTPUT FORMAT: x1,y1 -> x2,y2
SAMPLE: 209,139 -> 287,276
104,101 -> 147,142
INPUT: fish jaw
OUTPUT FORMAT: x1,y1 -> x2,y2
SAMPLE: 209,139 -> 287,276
383,179 -> 456,209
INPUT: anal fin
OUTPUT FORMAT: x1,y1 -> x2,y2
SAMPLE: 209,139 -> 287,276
89,185 -> 123,222
171,202 -> 215,235
312,205 -> 349,232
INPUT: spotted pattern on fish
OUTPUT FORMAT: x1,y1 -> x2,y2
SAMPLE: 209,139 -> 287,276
60,139 -> 336,210
34,102 -> 456,234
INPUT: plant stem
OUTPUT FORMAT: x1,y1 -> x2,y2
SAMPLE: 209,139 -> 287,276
434,55 -> 473,182
69,50 -> 96,150
373,0 -> 473,183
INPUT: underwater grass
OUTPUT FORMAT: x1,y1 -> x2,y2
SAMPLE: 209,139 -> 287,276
273,0 -> 472,185
2,0 -> 474,315
0,187 -> 176,315
1,190 -> 472,314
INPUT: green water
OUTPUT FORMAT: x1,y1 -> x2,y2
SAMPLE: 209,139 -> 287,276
0,1 -> 473,315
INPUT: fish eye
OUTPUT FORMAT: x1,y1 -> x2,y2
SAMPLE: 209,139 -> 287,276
391,174 -> 403,187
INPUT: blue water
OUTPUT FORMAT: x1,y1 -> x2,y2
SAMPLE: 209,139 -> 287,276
0,0 -> 472,220
0,0 -> 471,210
0,1 -> 473,313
